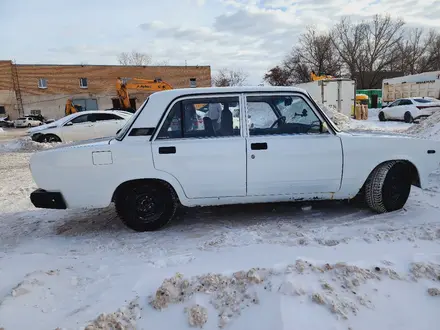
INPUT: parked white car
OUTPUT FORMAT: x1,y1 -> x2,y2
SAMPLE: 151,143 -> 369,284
14,116 -> 43,128
379,97 -> 440,123
29,86 -> 440,232
28,110 -> 132,143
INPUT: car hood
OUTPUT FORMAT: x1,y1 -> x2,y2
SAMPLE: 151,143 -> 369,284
343,130 -> 418,139
28,123 -> 60,134
50,136 -> 113,150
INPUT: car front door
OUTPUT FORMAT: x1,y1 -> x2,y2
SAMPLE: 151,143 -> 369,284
93,113 -> 126,138
244,93 -> 343,197
151,94 -> 246,199
61,114 -> 96,142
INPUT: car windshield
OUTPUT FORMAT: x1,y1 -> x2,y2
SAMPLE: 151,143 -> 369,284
115,98 -> 149,140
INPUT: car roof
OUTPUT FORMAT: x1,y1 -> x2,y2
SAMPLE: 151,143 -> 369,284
149,86 -> 307,99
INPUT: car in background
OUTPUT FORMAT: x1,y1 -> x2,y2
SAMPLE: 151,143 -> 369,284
28,110 -> 132,143
379,97 -> 440,123
0,115 -> 14,128
14,116 -> 43,128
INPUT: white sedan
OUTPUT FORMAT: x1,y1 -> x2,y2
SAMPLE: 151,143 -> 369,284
379,97 -> 440,123
14,116 -> 43,128
28,110 -> 132,143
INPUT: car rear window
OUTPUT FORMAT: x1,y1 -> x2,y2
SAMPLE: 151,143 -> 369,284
414,98 -> 432,103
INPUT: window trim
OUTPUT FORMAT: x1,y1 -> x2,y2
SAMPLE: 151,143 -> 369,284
152,93 -> 243,141
243,92 -> 332,137
79,77 -> 88,89
38,78 -> 48,89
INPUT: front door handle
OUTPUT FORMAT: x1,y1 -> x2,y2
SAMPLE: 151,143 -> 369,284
251,142 -> 267,150
159,146 -> 176,154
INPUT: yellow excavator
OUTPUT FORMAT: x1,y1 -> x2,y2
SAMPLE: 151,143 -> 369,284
115,77 -> 173,112
310,71 -> 334,81
65,98 -> 83,116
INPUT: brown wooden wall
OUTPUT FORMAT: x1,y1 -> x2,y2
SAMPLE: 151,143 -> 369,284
0,61 -> 211,96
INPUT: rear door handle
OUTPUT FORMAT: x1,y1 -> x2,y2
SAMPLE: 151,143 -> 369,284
251,142 -> 267,150
159,146 -> 176,154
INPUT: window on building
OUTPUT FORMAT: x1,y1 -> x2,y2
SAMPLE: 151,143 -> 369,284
190,78 -> 197,88
38,78 -> 47,89
0,106 -> 5,114
30,109 -> 41,116
79,78 -> 88,88
156,96 -> 240,139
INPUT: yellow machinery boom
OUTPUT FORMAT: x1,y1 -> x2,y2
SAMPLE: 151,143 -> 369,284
116,77 -> 173,112
310,71 -> 334,81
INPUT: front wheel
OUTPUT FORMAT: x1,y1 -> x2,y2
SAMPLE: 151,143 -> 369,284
364,161 -> 412,213
115,181 -> 177,232
43,134 -> 62,143
378,111 -> 386,122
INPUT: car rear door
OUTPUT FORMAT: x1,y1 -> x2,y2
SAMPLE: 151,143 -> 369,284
244,92 -> 343,196
93,113 -> 126,138
151,94 -> 246,199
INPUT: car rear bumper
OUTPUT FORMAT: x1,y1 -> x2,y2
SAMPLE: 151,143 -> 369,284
30,189 -> 67,209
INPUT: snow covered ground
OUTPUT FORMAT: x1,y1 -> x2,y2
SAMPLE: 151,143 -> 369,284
1,115 -> 440,330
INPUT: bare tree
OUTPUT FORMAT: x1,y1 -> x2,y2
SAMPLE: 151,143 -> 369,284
264,26 -> 341,84
264,66 -> 294,86
117,51 -> 152,66
213,68 -> 249,87
331,14 -> 405,88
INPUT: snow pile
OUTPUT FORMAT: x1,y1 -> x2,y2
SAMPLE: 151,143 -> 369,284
317,103 -> 351,130
0,137 -> 55,153
84,299 -> 141,330
405,111 -> 440,140
143,259 -> 440,329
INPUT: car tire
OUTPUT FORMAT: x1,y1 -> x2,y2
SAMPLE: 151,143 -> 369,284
378,111 -> 386,122
43,134 -> 62,143
364,161 -> 412,213
404,112 -> 413,123
115,181 -> 177,232
28,123 -> 32,127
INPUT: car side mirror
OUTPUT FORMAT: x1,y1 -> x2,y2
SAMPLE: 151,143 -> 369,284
65,121 -> 73,126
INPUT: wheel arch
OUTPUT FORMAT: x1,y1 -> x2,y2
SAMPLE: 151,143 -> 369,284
356,159 -> 421,195
111,178 -> 182,205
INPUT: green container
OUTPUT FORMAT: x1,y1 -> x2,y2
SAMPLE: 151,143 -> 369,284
356,89 -> 382,108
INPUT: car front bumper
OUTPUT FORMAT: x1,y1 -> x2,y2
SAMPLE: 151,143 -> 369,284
30,189 -> 67,209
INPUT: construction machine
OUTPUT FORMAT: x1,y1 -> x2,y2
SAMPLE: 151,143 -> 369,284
310,71 -> 334,81
65,98 -> 83,116
115,77 -> 173,112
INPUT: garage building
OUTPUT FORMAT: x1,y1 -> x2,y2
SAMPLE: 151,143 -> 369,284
0,60 -> 211,120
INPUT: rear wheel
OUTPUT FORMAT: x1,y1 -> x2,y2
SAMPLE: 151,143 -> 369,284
404,112 -> 414,123
378,111 -> 386,122
115,181 -> 177,232
365,161 -> 412,213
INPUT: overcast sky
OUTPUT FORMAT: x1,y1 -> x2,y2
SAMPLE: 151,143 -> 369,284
1,0 -> 439,84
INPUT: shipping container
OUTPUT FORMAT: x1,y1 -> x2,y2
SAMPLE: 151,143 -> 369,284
295,78 -> 356,116
382,71 -> 440,107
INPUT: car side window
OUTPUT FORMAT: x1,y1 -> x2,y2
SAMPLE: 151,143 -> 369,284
399,99 -> 413,106
94,113 -> 122,121
70,114 -> 90,124
389,100 -> 400,107
246,95 -> 323,136
156,96 -> 240,139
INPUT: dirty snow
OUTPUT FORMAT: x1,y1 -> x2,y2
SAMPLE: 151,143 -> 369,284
1,115 -> 440,330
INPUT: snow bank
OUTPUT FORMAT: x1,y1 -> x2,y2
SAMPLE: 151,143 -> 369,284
405,111 -> 440,140
0,137 -> 56,153
316,103 -> 351,130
